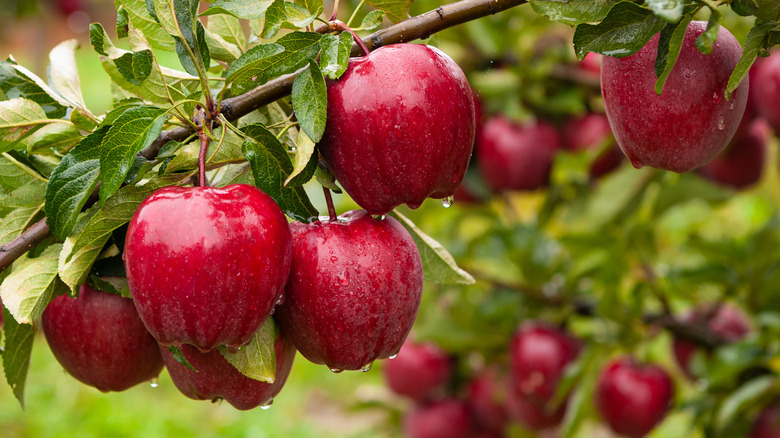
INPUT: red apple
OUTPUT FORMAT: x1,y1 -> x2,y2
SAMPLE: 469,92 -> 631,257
750,405 -> 780,438
580,52 -> 602,74
319,43 -> 475,214
276,210 -> 423,371
673,302 -> 753,377
124,184 -> 292,352
697,118 -> 769,189
403,399 -> 476,438
160,320 -> 295,410
595,357 -> 675,438
41,282 -> 163,392
477,116 -> 562,192
383,341 -> 452,401
753,51 -> 780,132
562,113 -> 623,178
601,21 -> 748,172
468,367 -> 509,434
505,383 -> 566,431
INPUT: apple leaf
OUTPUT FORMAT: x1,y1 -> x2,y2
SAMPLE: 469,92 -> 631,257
0,61 -> 66,118
88,276 -> 131,298
204,27 -> 241,62
654,15 -> 693,94
45,127 -> 108,240
0,183 -> 46,247
201,0 -> 275,20
319,32 -> 352,80
241,123 -> 319,222
0,244 -> 63,325
26,123 -> 82,154
355,10 -> 385,32
98,106 -> 168,203
755,0 -> 780,21
644,0 -> 684,23
206,13 -> 247,52
295,0 -> 323,15
3,306 -> 35,408
291,61 -> 327,142
391,210 -> 475,285
0,98 -> 52,154
116,5 -> 130,37
219,318 -> 277,383
261,0 -> 322,39
573,1 -> 665,59
115,0 -> 176,51
165,124 -> 244,173
0,153 -> 41,192
530,0 -> 618,26
727,20 -> 780,98
215,162 -> 254,187
47,39 -> 90,114
284,129 -> 317,187
366,0 -> 412,23
715,375 -> 777,432
149,0 -> 210,77
227,32 -> 322,94
168,346 -> 198,371
58,207 -> 107,294
695,9 -> 722,55
560,349 -> 602,438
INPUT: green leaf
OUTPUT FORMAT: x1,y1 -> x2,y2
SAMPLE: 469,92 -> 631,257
732,0 -> 758,16
45,127 -> 108,240
241,123 -> 318,221
716,376 -> 777,432
285,129 -> 317,187
0,244 -> 63,324
319,32 -> 352,80
218,318 -> 277,383
47,39 -> 90,113
88,276 -> 131,298
98,106 -> 168,203
755,0 -> 780,21
366,0 -> 412,23
261,0 -> 286,39
355,10 -> 385,31
391,210 -> 475,285
0,61 -> 66,118
654,15 -> 693,94
165,124 -> 245,173
530,0 -> 618,26
173,21 -> 211,77
314,161 -> 341,193
205,13 -> 247,52
295,0 -> 323,15
727,20 -> 780,98
695,8 -> 721,55
116,5 -> 130,37
0,98 -> 52,154
0,153 -> 40,192
150,0 -> 210,76
573,1 -> 665,59
25,122 -> 81,154
644,0 -> 683,23
281,2 -> 322,29
115,0 -> 176,51
226,31 -> 321,94
202,0 -> 275,20
203,27 -> 242,62
168,345 -> 198,371
58,208 -> 108,294
291,61 -> 327,142
113,50 -> 154,85
215,162 -> 254,187
0,183 -> 45,246
3,306 -> 35,408
6,62 -> 73,110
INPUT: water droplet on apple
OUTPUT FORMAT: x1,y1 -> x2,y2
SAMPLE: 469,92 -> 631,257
329,367 -> 344,374
150,378 -> 159,388
388,353 -> 398,360
276,296 -> 285,306
373,214 -> 386,221
331,256 -> 338,262
442,196 -> 454,208
717,116 -> 726,130
360,363 -> 373,372
337,272 -> 350,286
261,399 -> 274,410
270,307 -> 276,315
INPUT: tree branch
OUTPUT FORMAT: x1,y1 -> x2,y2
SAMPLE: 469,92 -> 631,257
0,0 -> 528,273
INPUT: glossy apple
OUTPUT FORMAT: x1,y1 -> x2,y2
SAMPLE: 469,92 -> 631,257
601,21 -> 748,172
319,43 -> 475,214
41,282 -> 163,392
697,118 -> 769,189
753,51 -> 780,132
383,340 -> 452,401
468,367 -> 508,434
477,116 -> 562,192
562,113 -> 623,178
403,399 -> 476,438
750,405 -> 780,438
595,357 -> 675,438
160,321 -> 295,410
276,210 -> 423,371
124,184 -> 292,352
673,302 -> 753,377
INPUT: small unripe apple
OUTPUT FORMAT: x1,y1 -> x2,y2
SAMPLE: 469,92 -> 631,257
41,282 -> 163,392
383,341 -> 452,402
752,51 -> 780,133
749,405 -> 780,438
276,210 -> 423,371
601,21 -> 748,172
477,116 -> 562,192
319,43 -> 475,214
562,113 -> 623,178
595,357 -> 674,438
697,119 -> 769,189
403,399 -> 476,438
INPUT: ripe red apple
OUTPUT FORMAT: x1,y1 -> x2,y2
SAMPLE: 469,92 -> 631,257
562,113 -> 623,178
505,383 -> 566,431
403,399 -> 476,438
124,184 -> 292,352
673,302 -> 753,377
601,21 -> 748,172
383,340 -> 452,401
160,321 -> 296,410
319,43 -> 475,214
276,210 -> 423,371
595,357 -> 675,438
752,51 -> 780,132
580,52 -> 603,74
697,118 -> 769,189
41,282 -> 163,392
477,116 -> 562,192
749,405 -> 780,438
467,367 -> 509,434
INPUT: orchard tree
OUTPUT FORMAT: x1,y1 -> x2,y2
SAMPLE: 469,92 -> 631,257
0,0 -> 780,437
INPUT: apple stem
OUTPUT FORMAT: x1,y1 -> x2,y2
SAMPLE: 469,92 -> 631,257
323,187 -> 338,221
331,20 -> 371,57
329,0 -> 340,21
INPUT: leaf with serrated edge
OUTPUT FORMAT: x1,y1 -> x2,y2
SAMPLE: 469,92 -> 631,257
355,10 -> 385,31
0,244 -> 63,324
98,106 -> 168,203
45,126 -> 108,240
0,98 -> 59,154
573,2 -> 665,59
291,61 -> 326,142
58,207 -> 107,294
115,0 -> 176,51
654,16 -> 693,94
202,0 -> 275,20
644,0 -> 683,23
285,130 -> 316,186
165,124 -> 245,173
319,32 -> 352,80
366,0 -> 411,23
47,39 -> 91,114
3,306 -> 35,408
152,0 -> 180,35
204,27 -> 241,62
0,183 -> 45,218
206,13 -> 247,52
89,276 -> 131,298
0,184 -> 45,246
0,152 -> 43,192
391,210 -> 475,285
530,0 -> 618,26
26,122 -> 81,154
295,0 -> 323,15
9,63 -> 73,109
219,319 -> 277,382
0,61 -> 66,118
